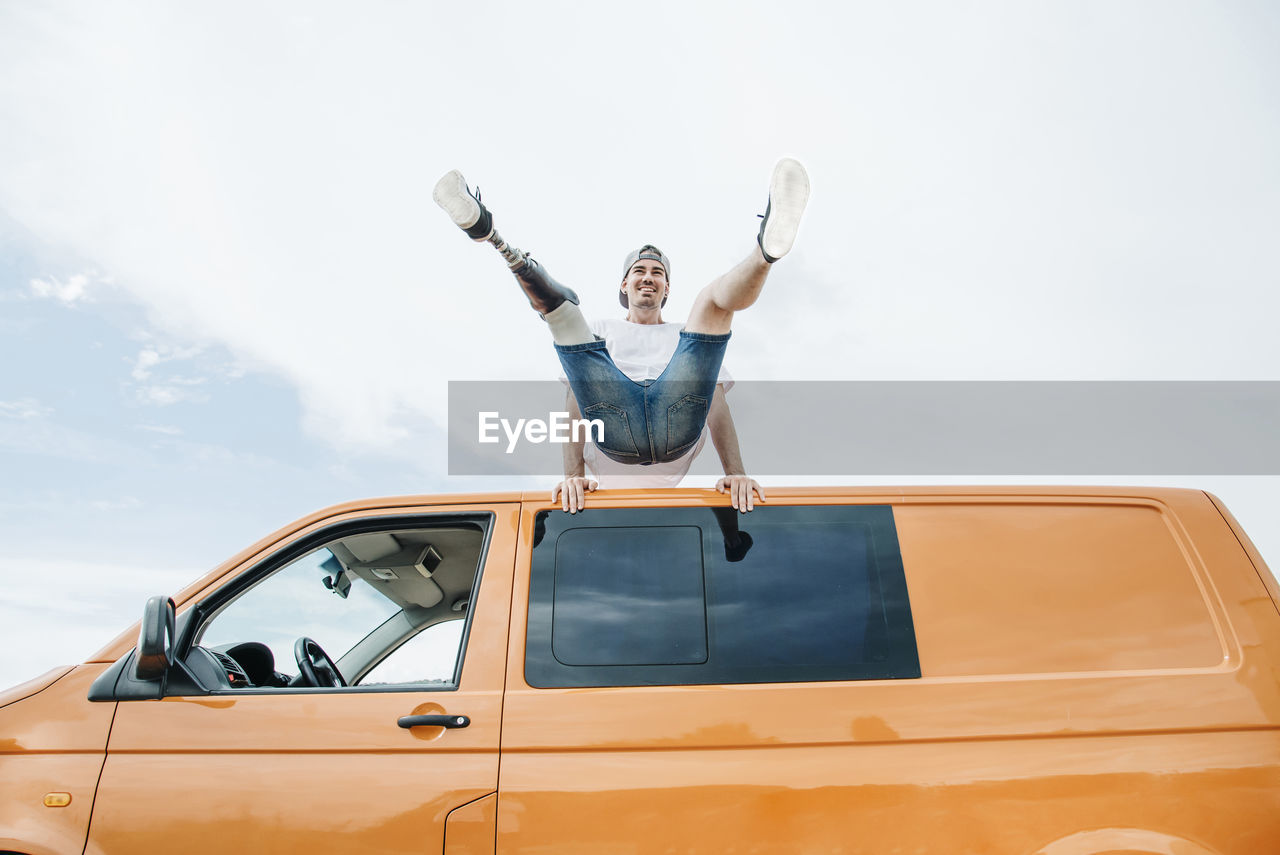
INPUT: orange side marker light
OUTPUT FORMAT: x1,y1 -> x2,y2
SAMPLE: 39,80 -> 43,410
44,793 -> 72,807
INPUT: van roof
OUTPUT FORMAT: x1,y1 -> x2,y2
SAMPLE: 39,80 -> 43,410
304,484 -> 1210,509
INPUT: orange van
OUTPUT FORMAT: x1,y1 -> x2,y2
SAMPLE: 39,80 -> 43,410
2,486 -> 1279,854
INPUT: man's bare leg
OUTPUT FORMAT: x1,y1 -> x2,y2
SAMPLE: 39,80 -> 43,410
684,246 -> 771,335
685,157 -> 810,336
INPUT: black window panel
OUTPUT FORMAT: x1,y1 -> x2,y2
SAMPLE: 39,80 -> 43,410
553,526 -> 707,666
526,505 -> 920,688
710,522 -> 869,670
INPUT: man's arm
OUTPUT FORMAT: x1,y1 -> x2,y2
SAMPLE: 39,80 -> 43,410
552,388 -> 597,513
707,384 -> 765,512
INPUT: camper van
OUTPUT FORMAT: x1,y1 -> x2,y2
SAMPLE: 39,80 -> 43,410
2,486 -> 1278,854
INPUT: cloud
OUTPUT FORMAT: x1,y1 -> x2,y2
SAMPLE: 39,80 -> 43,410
130,347 -> 162,381
0,398 -> 53,420
29,272 -> 92,305
137,423 -> 183,436
129,342 -> 204,381
135,381 -> 209,407
127,342 -> 213,405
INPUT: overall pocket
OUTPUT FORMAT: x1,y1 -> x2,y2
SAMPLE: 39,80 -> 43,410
664,394 -> 708,459
582,402 -> 641,459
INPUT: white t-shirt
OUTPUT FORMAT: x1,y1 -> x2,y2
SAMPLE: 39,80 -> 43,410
571,318 -> 733,488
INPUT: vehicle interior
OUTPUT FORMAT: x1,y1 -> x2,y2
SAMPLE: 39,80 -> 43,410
187,523 -> 487,691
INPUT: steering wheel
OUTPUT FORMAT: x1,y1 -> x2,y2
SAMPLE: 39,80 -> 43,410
294,636 -> 347,687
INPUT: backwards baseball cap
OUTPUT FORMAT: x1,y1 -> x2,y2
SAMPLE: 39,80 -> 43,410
619,244 -> 671,308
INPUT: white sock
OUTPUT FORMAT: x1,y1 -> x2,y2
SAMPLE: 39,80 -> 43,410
544,301 -> 594,345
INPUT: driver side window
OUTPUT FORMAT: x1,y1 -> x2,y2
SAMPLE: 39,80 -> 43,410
191,518 -> 489,692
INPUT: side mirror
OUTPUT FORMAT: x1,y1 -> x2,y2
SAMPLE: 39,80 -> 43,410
134,595 -> 177,681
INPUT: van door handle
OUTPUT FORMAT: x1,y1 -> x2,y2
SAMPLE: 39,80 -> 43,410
398,714 -> 470,729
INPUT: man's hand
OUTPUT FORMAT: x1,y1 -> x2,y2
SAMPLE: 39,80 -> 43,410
716,475 -> 765,512
552,476 -> 598,514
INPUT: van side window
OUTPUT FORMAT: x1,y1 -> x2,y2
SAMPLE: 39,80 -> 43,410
554,526 -> 708,666
526,505 -> 919,687
187,516 -> 491,693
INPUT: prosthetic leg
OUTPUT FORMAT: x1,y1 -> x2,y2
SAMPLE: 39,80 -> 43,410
432,170 -> 580,316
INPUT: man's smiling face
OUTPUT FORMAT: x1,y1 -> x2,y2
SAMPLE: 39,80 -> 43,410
620,260 -> 669,310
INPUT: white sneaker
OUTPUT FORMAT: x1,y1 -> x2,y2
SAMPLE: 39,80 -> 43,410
432,170 -> 493,240
757,157 -> 810,263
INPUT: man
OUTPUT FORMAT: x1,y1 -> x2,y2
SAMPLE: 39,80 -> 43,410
433,158 -> 809,513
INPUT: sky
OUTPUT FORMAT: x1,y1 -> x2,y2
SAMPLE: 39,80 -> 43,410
1,1 -> 1278,689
